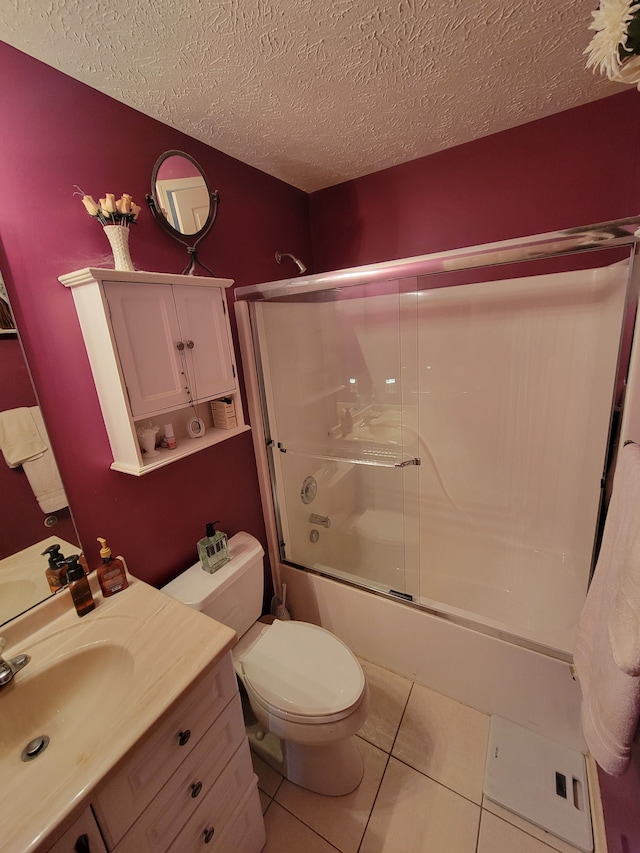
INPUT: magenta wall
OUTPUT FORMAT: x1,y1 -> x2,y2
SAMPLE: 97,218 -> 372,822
0,41 -> 310,589
309,90 -> 640,272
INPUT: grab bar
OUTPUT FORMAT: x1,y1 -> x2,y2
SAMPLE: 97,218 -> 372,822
309,513 -> 331,528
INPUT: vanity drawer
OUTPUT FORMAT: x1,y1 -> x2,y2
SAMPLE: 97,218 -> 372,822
166,756 -> 263,853
45,807 -> 108,853
93,653 -> 237,847
112,694 -> 248,852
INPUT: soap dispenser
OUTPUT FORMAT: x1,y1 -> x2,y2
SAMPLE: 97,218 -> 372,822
42,543 -> 66,593
197,522 -> 231,573
96,537 -> 129,597
66,555 -> 96,617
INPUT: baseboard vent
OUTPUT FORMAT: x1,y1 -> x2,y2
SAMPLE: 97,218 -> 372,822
484,716 -> 593,852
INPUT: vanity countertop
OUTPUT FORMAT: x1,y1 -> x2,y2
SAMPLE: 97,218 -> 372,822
0,575 -> 236,853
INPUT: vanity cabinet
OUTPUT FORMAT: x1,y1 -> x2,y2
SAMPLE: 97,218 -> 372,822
91,652 -> 265,853
59,268 -> 250,475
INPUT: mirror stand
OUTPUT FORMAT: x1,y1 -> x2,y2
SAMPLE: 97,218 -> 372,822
146,150 -> 220,276
146,189 -> 220,275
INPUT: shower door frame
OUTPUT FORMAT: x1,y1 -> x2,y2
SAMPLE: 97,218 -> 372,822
236,218 -> 640,662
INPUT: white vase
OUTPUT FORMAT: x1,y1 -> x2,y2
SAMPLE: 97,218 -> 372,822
103,224 -> 134,271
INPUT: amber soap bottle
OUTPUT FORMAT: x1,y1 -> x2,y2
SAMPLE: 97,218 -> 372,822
96,537 -> 129,597
66,555 -> 96,617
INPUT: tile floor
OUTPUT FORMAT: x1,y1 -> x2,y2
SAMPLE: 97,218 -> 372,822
253,659 -> 591,853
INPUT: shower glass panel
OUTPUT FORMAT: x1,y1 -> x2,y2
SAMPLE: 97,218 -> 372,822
257,281 -> 420,596
412,261 -> 630,653
242,228 -> 638,658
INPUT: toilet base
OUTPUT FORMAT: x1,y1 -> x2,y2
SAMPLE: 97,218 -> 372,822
235,639 -> 367,796
248,724 -> 364,796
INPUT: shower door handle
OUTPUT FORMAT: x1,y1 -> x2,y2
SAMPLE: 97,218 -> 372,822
309,513 -> 331,528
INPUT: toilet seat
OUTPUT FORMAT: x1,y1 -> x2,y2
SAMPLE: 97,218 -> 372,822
239,620 -> 365,725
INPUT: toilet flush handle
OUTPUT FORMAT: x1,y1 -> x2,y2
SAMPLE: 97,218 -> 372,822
309,513 -> 331,528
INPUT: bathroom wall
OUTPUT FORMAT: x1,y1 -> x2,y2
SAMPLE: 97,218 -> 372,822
309,90 -> 640,272
0,41 -> 311,587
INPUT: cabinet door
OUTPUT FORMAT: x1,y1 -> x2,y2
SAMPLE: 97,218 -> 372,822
45,808 -> 107,853
105,282 -> 188,417
172,285 -> 236,402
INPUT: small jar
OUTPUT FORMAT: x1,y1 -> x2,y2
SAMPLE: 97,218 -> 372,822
162,423 -> 177,449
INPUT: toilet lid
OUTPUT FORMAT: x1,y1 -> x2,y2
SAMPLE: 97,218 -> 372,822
240,621 -> 365,719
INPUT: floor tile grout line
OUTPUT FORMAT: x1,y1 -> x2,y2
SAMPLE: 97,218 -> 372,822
482,807 -> 579,853
391,752 -> 485,809
474,801 -> 483,853
268,799 -> 344,852
355,680 -> 414,853
387,680 -> 415,756
355,750 -> 392,853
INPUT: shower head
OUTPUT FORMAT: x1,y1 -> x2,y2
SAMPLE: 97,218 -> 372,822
275,251 -> 307,275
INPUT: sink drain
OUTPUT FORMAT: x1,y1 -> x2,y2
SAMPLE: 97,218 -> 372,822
21,735 -> 49,762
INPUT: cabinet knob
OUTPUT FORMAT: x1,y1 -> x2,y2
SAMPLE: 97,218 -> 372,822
203,826 -> 215,844
74,835 -> 90,853
190,780 -> 203,798
186,340 -> 195,349
176,341 -> 185,351
178,729 -> 191,746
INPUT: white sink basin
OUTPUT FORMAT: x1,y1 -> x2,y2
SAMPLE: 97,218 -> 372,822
0,643 -> 134,766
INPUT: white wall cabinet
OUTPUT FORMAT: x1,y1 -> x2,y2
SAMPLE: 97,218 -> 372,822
60,268 -> 250,475
45,653 -> 265,853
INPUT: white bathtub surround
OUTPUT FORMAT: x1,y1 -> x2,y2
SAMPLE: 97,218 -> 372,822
278,562 -> 585,753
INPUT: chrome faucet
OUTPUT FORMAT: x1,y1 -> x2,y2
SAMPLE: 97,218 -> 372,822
0,637 -> 30,688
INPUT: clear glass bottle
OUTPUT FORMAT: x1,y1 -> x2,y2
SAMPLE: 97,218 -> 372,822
197,521 -> 231,573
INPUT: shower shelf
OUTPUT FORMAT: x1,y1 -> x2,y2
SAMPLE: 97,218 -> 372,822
274,440 -> 420,469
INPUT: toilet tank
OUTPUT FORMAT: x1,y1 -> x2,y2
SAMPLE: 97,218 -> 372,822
161,532 -> 265,639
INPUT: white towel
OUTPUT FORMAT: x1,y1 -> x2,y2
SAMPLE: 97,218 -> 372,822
0,406 -> 46,467
573,442 -> 640,776
0,406 -> 67,513
610,510 -> 640,676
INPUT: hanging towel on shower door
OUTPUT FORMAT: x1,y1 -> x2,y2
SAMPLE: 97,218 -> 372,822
573,441 -> 640,776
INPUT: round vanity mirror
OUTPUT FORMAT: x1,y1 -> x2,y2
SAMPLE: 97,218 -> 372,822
146,150 -> 220,274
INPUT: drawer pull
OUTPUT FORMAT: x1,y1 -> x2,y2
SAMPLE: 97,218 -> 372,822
74,835 -> 90,853
203,826 -> 215,844
178,729 -> 191,746
190,780 -> 203,798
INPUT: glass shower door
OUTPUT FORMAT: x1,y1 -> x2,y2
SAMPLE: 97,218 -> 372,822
255,288 -> 419,597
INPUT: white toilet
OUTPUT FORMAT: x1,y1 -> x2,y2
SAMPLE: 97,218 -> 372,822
162,531 -> 369,796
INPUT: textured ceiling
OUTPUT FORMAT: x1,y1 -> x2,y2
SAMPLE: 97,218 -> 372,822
0,0 -> 623,192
